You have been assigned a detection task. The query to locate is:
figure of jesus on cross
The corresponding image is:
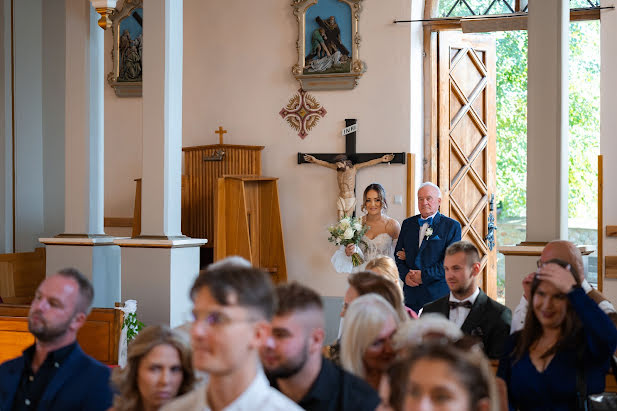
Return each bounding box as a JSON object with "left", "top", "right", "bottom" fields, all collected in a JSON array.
[{"left": 303, "top": 152, "right": 394, "bottom": 219}]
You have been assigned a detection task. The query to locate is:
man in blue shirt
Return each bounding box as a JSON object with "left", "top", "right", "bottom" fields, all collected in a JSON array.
[
  {"left": 260, "top": 282, "right": 381, "bottom": 411},
  {"left": 0, "top": 268, "right": 113, "bottom": 411}
]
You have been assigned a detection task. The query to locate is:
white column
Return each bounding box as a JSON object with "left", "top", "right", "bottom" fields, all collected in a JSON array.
[
  {"left": 63, "top": 0, "right": 104, "bottom": 236},
  {"left": 41, "top": 1, "right": 120, "bottom": 308},
  {"left": 140, "top": 0, "right": 183, "bottom": 238},
  {"left": 117, "top": 0, "right": 205, "bottom": 327},
  {"left": 525, "top": 0, "right": 569, "bottom": 242}
]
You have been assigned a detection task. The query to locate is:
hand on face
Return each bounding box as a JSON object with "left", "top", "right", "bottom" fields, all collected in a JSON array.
[
  {"left": 535, "top": 262, "right": 577, "bottom": 294},
  {"left": 522, "top": 272, "right": 535, "bottom": 301}
]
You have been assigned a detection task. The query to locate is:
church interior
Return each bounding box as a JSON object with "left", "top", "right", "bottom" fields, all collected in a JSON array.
[{"left": 1, "top": 0, "right": 617, "bottom": 362}]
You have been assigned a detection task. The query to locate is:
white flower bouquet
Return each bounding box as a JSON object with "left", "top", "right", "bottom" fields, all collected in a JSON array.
[{"left": 327, "top": 216, "right": 369, "bottom": 267}]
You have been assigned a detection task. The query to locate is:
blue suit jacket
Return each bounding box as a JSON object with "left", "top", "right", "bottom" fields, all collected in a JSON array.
[
  {"left": 0, "top": 344, "right": 113, "bottom": 411},
  {"left": 394, "top": 212, "right": 461, "bottom": 312}
]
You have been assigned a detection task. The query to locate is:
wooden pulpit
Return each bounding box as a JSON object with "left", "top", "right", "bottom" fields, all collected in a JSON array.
[
  {"left": 215, "top": 176, "right": 287, "bottom": 283},
  {"left": 181, "top": 144, "right": 264, "bottom": 247}
]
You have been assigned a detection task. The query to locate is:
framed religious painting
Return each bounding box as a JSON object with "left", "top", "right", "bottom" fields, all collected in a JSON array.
[
  {"left": 291, "top": 0, "right": 366, "bottom": 90},
  {"left": 107, "top": 0, "right": 143, "bottom": 97}
]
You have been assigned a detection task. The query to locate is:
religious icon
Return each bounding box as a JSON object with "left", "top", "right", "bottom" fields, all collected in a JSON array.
[
  {"left": 291, "top": 0, "right": 366, "bottom": 91},
  {"left": 107, "top": 0, "right": 143, "bottom": 97}
]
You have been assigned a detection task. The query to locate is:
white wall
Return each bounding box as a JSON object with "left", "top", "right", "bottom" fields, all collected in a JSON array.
[
  {"left": 103, "top": 0, "right": 423, "bottom": 296},
  {"left": 600, "top": 0, "right": 617, "bottom": 302}
]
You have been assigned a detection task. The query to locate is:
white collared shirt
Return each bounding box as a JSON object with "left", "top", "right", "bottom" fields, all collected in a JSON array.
[
  {"left": 161, "top": 369, "right": 302, "bottom": 411},
  {"left": 418, "top": 212, "right": 438, "bottom": 248},
  {"left": 448, "top": 287, "right": 480, "bottom": 328}
]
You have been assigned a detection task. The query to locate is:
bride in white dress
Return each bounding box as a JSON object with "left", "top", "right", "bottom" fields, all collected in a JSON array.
[{"left": 331, "top": 183, "right": 401, "bottom": 272}]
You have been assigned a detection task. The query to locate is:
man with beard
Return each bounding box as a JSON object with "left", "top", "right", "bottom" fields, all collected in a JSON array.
[
  {"left": 260, "top": 282, "right": 380, "bottom": 411},
  {"left": 422, "top": 241, "right": 511, "bottom": 359},
  {"left": 0, "top": 268, "right": 113, "bottom": 410}
]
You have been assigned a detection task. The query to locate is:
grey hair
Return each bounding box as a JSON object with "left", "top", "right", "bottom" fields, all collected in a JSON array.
[
  {"left": 392, "top": 313, "right": 463, "bottom": 350},
  {"left": 418, "top": 182, "right": 442, "bottom": 198},
  {"left": 207, "top": 256, "right": 252, "bottom": 271}
]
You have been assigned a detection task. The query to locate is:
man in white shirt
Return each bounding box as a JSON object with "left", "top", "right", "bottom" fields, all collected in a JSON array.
[
  {"left": 422, "top": 241, "right": 511, "bottom": 359},
  {"left": 510, "top": 240, "right": 617, "bottom": 334},
  {"left": 161, "top": 266, "right": 302, "bottom": 411}
]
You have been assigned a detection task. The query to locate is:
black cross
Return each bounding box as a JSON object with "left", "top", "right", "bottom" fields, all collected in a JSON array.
[{"left": 297, "top": 119, "right": 406, "bottom": 165}]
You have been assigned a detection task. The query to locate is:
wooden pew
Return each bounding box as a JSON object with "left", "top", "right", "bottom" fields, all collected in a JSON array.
[
  {"left": 0, "top": 304, "right": 124, "bottom": 365},
  {"left": 0, "top": 248, "right": 45, "bottom": 303}
]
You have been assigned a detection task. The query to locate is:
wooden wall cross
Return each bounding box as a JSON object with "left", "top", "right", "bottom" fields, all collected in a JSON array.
[
  {"left": 215, "top": 126, "right": 227, "bottom": 145},
  {"left": 298, "top": 119, "right": 406, "bottom": 218}
]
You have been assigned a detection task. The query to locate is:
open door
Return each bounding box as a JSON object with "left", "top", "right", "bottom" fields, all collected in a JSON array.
[{"left": 437, "top": 31, "right": 498, "bottom": 298}]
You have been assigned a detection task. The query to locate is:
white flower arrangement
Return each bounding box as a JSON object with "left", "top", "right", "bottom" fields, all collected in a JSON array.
[
  {"left": 328, "top": 215, "right": 369, "bottom": 267},
  {"left": 117, "top": 299, "right": 145, "bottom": 342},
  {"left": 425, "top": 226, "right": 434, "bottom": 240}
]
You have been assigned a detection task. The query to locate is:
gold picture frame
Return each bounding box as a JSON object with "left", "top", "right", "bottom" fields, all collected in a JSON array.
[
  {"left": 292, "top": 0, "right": 366, "bottom": 91},
  {"left": 107, "top": 0, "right": 143, "bottom": 97}
]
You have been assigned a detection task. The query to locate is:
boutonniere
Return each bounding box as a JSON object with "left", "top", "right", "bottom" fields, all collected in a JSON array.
[{"left": 425, "top": 226, "right": 433, "bottom": 240}]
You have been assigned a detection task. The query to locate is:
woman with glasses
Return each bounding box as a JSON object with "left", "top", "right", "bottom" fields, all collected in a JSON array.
[
  {"left": 110, "top": 325, "right": 196, "bottom": 411},
  {"left": 340, "top": 293, "right": 401, "bottom": 390},
  {"left": 497, "top": 259, "right": 617, "bottom": 410}
]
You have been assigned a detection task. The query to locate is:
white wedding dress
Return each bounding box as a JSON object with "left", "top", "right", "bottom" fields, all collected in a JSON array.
[{"left": 331, "top": 232, "right": 397, "bottom": 273}]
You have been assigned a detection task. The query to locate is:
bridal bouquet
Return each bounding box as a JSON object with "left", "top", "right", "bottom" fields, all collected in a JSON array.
[{"left": 327, "top": 216, "right": 369, "bottom": 267}]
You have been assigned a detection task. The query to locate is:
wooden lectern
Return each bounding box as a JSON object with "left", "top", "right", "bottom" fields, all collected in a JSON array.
[
  {"left": 215, "top": 176, "right": 287, "bottom": 283},
  {"left": 182, "top": 144, "right": 264, "bottom": 247}
]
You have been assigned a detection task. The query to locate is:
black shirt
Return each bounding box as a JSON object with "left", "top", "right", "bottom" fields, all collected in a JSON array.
[
  {"left": 271, "top": 357, "right": 381, "bottom": 411},
  {"left": 12, "top": 342, "right": 77, "bottom": 411}
]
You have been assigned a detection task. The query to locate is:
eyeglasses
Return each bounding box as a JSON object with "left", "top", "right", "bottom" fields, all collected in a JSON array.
[{"left": 191, "top": 310, "right": 255, "bottom": 327}]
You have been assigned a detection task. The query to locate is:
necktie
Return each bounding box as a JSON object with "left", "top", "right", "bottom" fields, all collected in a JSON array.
[
  {"left": 419, "top": 216, "right": 433, "bottom": 226},
  {"left": 449, "top": 300, "right": 473, "bottom": 310}
]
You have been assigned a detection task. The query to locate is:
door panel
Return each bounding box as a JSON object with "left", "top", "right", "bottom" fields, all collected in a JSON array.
[{"left": 437, "top": 31, "right": 497, "bottom": 298}]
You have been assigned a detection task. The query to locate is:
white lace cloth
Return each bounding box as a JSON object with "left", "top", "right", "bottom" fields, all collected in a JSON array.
[{"left": 331, "top": 233, "right": 396, "bottom": 273}]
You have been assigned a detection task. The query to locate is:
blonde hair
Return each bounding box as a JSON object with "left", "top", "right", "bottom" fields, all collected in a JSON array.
[
  {"left": 340, "top": 293, "right": 401, "bottom": 379},
  {"left": 111, "top": 325, "right": 196, "bottom": 411},
  {"left": 348, "top": 270, "right": 407, "bottom": 322},
  {"left": 365, "top": 255, "right": 404, "bottom": 300}
]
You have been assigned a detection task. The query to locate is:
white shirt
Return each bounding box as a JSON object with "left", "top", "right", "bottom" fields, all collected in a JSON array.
[
  {"left": 418, "top": 212, "right": 438, "bottom": 248},
  {"left": 448, "top": 287, "right": 480, "bottom": 328},
  {"left": 161, "top": 369, "right": 302, "bottom": 411}
]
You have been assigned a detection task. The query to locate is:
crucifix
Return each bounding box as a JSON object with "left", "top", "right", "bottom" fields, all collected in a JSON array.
[
  {"left": 298, "top": 119, "right": 406, "bottom": 219},
  {"left": 215, "top": 126, "right": 227, "bottom": 145}
]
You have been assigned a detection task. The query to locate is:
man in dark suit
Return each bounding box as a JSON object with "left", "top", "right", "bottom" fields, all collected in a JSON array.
[
  {"left": 422, "top": 241, "right": 511, "bottom": 359},
  {"left": 0, "top": 268, "right": 113, "bottom": 411},
  {"left": 395, "top": 182, "right": 462, "bottom": 312}
]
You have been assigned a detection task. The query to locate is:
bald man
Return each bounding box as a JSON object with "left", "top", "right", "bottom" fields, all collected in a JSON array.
[
  {"left": 511, "top": 240, "right": 617, "bottom": 333},
  {"left": 260, "top": 283, "right": 380, "bottom": 411}
]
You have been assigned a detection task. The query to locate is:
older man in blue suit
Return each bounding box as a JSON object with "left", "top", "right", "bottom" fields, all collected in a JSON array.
[
  {"left": 0, "top": 268, "right": 113, "bottom": 411},
  {"left": 395, "top": 182, "right": 462, "bottom": 312}
]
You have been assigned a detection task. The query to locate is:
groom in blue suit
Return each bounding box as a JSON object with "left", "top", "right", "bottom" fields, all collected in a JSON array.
[{"left": 395, "top": 182, "right": 461, "bottom": 312}]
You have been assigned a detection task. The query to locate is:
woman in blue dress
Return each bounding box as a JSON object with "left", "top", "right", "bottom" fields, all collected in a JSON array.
[{"left": 497, "top": 259, "right": 617, "bottom": 410}]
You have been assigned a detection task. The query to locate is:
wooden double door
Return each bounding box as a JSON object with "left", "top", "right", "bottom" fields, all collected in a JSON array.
[{"left": 435, "top": 31, "right": 498, "bottom": 297}]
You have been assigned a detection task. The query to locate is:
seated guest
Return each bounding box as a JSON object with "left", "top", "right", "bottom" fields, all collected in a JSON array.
[
  {"left": 260, "top": 282, "right": 380, "bottom": 411},
  {"left": 0, "top": 268, "right": 113, "bottom": 410},
  {"left": 110, "top": 325, "right": 195, "bottom": 411},
  {"left": 325, "top": 271, "right": 409, "bottom": 365},
  {"left": 511, "top": 240, "right": 617, "bottom": 334},
  {"left": 161, "top": 266, "right": 301, "bottom": 411},
  {"left": 366, "top": 256, "right": 418, "bottom": 318},
  {"left": 498, "top": 258, "right": 617, "bottom": 410},
  {"left": 422, "top": 241, "right": 511, "bottom": 359},
  {"left": 386, "top": 342, "right": 498, "bottom": 411},
  {"left": 340, "top": 293, "right": 401, "bottom": 390}
]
